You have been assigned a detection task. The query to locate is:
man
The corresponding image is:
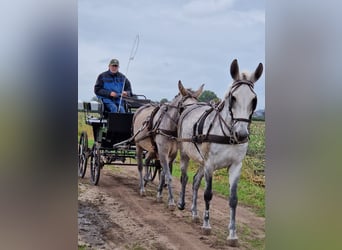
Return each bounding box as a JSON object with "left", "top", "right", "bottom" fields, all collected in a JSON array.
[{"left": 94, "top": 58, "right": 133, "bottom": 113}]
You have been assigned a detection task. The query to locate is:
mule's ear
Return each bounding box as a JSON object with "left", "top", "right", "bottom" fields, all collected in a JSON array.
[
  {"left": 178, "top": 80, "right": 188, "bottom": 96},
  {"left": 194, "top": 84, "right": 205, "bottom": 98},
  {"left": 230, "top": 59, "right": 239, "bottom": 80},
  {"left": 252, "top": 63, "right": 263, "bottom": 83}
]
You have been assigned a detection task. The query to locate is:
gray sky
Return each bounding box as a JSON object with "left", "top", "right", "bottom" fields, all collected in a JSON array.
[{"left": 78, "top": 0, "right": 265, "bottom": 109}]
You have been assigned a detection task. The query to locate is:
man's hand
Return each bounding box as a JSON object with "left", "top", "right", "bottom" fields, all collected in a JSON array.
[
  {"left": 122, "top": 91, "right": 128, "bottom": 97},
  {"left": 110, "top": 92, "right": 117, "bottom": 98}
]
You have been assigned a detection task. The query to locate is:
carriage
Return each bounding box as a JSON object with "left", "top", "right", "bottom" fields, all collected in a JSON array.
[{"left": 78, "top": 95, "right": 161, "bottom": 185}]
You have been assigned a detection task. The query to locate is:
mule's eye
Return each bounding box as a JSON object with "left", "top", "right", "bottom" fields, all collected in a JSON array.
[{"left": 251, "top": 97, "right": 257, "bottom": 110}]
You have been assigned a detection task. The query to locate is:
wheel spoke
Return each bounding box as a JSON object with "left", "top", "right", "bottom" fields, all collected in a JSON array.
[
  {"left": 90, "top": 144, "right": 101, "bottom": 185},
  {"left": 78, "top": 132, "right": 88, "bottom": 178}
]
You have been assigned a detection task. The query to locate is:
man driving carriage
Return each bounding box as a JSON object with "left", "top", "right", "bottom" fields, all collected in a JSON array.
[{"left": 94, "top": 58, "right": 133, "bottom": 113}]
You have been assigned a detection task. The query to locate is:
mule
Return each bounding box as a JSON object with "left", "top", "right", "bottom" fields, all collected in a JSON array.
[
  {"left": 133, "top": 81, "right": 204, "bottom": 209},
  {"left": 177, "top": 59, "right": 263, "bottom": 246}
]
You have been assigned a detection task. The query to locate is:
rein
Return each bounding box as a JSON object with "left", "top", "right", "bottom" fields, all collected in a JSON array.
[
  {"left": 228, "top": 80, "right": 256, "bottom": 124},
  {"left": 134, "top": 94, "right": 198, "bottom": 152},
  {"left": 178, "top": 80, "right": 256, "bottom": 159}
]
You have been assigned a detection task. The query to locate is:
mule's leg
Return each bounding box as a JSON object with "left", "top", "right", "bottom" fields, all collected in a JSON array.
[
  {"left": 202, "top": 168, "right": 213, "bottom": 235},
  {"left": 227, "top": 162, "right": 242, "bottom": 247},
  {"left": 166, "top": 158, "right": 176, "bottom": 210},
  {"left": 157, "top": 152, "right": 176, "bottom": 210},
  {"left": 191, "top": 167, "right": 204, "bottom": 222},
  {"left": 156, "top": 157, "right": 166, "bottom": 203},
  {"left": 136, "top": 145, "right": 145, "bottom": 196},
  {"left": 143, "top": 152, "right": 155, "bottom": 182},
  {"left": 177, "top": 152, "right": 189, "bottom": 211}
]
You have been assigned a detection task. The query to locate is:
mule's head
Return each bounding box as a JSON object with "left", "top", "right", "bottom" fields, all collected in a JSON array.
[
  {"left": 170, "top": 80, "right": 204, "bottom": 112},
  {"left": 227, "top": 59, "right": 263, "bottom": 142}
]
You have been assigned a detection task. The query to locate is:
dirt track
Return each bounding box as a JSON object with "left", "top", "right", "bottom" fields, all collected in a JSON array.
[{"left": 78, "top": 165, "right": 265, "bottom": 250}]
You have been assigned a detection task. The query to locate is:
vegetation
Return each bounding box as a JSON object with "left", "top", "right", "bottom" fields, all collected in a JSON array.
[
  {"left": 159, "top": 98, "right": 168, "bottom": 104},
  {"left": 198, "top": 90, "right": 219, "bottom": 103}
]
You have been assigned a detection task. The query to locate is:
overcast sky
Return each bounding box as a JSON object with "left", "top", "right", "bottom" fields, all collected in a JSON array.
[{"left": 78, "top": 0, "right": 265, "bottom": 109}]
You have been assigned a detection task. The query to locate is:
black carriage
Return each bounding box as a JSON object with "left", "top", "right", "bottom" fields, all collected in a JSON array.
[{"left": 78, "top": 95, "right": 161, "bottom": 185}]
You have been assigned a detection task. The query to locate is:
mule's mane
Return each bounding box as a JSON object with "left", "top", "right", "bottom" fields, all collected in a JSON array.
[
  {"left": 223, "top": 71, "right": 254, "bottom": 100},
  {"left": 173, "top": 88, "right": 197, "bottom": 99}
]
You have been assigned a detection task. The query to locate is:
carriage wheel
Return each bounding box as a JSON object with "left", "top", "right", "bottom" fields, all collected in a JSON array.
[
  {"left": 78, "top": 131, "right": 88, "bottom": 178},
  {"left": 90, "top": 144, "right": 101, "bottom": 185},
  {"left": 144, "top": 159, "right": 161, "bottom": 186}
]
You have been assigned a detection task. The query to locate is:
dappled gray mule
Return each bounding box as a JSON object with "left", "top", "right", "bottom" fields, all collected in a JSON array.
[
  {"left": 177, "top": 59, "right": 263, "bottom": 246},
  {"left": 133, "top": 81, "right": 203, "bottom": 209}
]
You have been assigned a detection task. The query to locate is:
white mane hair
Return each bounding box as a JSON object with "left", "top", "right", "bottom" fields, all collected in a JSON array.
[{"left": 223, "top": 70, "right": 254, "bottom": 100}]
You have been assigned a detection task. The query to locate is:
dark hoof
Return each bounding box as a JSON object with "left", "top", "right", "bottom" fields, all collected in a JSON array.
[
  {"left": 227, "top": 238, "right": 239, "bottom": 247},
  {"left": 177, "top": 202, "right": 185, "bottom": 210},
  {"left": 168, "top": 203, "right": 176, "bottom": 211},
  {"left": 201, "top": 226, "right": 211, "bottom": 235},
  {"left": 192, "top": 216, "right": 200, "bottom": 223}
]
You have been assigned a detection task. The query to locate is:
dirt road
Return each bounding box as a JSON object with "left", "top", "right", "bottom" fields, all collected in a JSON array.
[{"left": 78, "top": 166, "right": 265, "bottom": 250}]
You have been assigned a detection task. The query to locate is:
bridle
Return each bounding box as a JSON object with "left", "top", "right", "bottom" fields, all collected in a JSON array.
[
  {"left": 176, "top": 79, "right": 257, "bottom": 149},
  {"left": 132, "top": 92, "right": 200, "bottom": 153},
  {"left": 227, "top": 80, "right": 257, "bottom": 125},
  {"left": 159, "top": 93, "right": 199, "bottom": 126}
]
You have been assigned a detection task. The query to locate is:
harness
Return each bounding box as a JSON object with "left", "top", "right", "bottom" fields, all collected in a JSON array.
[
  {"left": 178, "top": 80, "right": 257, "bottom": 158},
  {"left": 134, "top": 94, "right": 198, "bottom": 154}
]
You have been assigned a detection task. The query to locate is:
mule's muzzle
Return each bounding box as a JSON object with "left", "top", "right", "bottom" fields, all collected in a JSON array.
[{"left": 234, "top": 130, "right": 249, "bottom": 143}]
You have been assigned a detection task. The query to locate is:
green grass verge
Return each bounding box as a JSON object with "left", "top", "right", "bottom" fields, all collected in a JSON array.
[{"left": 172, "top": 160, "right": 265, "bottom": 217}]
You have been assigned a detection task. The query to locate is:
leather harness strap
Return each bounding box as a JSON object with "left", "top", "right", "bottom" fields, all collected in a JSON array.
[
  {"left": 134, "top": 94, "right": 197, "bottom": 152},
  {"left": 178, "top": 80, "right": 256, "bottom": 151}
]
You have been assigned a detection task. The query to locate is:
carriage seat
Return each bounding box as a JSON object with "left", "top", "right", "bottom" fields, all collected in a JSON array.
[
  {"left": 99, "top": 94, "right": 152, "bottom": 118},
  {"left": 78, "top": 101, "right": 107, "bottom": 125},
  {"left": 78, "top": 94, "right": 152, "bottom": 120},
  {"left": 80, "top": 101, "right": 103, "bottom": 113}
]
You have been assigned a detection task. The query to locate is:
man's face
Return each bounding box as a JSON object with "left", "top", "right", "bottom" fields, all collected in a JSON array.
[{"left": 109, "top": 64, "right": 119, "bottom": 73}]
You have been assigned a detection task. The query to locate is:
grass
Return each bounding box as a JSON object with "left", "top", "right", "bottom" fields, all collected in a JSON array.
[
  {"left": 125, "top": 243, "right": 147, "bottom": 250},
  {"left": 78, "top": 111, "right": 96, "bottom": 147},
  {"left": 239, "top": 223, "right": 265, "bottom": 250}
]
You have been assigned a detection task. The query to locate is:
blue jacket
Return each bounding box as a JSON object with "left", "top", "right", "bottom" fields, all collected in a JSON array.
[{"left": 94, "top": 70, "right": 132, "bottom": 105}]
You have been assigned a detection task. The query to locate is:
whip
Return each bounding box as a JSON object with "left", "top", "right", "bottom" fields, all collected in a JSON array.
[{"left": 118, "top": 34, "right": 140, "bottom": 111}]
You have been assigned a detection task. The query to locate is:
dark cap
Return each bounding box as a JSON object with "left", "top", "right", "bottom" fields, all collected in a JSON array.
[{"left": 109, "top": 58, "right": 119, "bottom": 66}]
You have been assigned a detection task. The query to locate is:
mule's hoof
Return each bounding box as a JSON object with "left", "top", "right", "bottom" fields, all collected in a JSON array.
[
  {"left": 156, "top": 197, "right": 163, "bottom": 203},
  {"left": 192, "top": 216, "right": 200, "bottom": 223},
  {"left": 177, "top": 202, "right": 185, "bottom": 210},
  {"left": 201, "top": 226, "right": 211, "bottom": 235},
  {"left": 168, "top": 203, "right": 176, "bottom": 211},
  {"left": 227, "top": 238, "right": 239, "bottom": 247},
  {"left": 139, "top": 190, "right": 146, "bottom": 197}
]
